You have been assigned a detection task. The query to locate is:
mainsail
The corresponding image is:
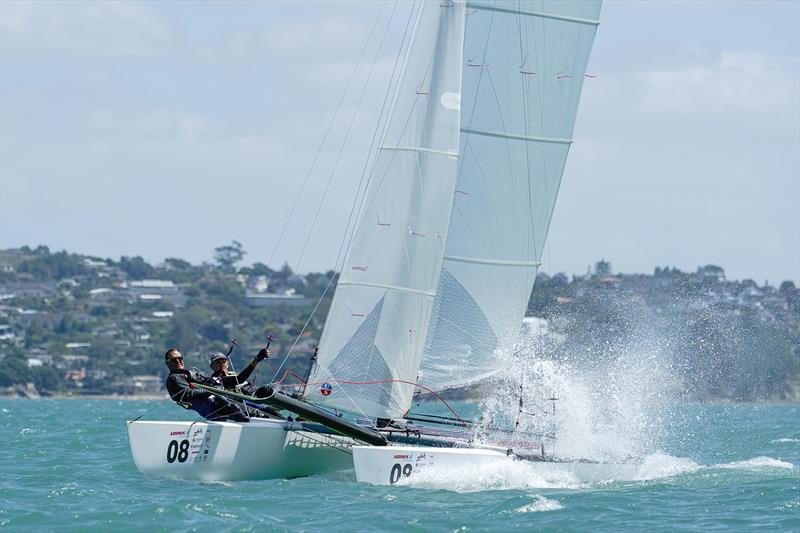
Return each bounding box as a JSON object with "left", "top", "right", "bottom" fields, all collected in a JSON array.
[
  {"left": 308, "top": 1, "right": 466, "bottom": 418},
  {"left": 421, "top": 1, "right": 602, "bottom": 390},
  {"left": 308, "top": 0, "right": 601, "bottom": 417}
]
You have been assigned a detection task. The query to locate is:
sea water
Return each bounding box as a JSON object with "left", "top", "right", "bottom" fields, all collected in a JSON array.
[{"left": 0, "top": 399, "right": 797, "bottom": 532}]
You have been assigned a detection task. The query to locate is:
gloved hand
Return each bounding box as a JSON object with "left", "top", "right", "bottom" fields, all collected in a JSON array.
[{"left": 256, "top": 348, "right": 270, "bottom": 362}]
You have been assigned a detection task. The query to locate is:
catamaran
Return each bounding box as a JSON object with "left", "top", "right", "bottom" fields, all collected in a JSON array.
[{"left": 128, "top": 0, "right": 603, "bottom": 483}]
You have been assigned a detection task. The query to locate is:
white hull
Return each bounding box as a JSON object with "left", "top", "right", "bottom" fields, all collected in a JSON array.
[
  {"left": 353, "top": 445, "right": 640, "bottom": 486},
  {"left": 128, "top": 419, "right": 354, "bottom": 481}
]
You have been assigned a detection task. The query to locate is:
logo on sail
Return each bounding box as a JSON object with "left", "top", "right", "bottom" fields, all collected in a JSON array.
[{"left": 320, "top": 383, "right": 333, "bottom": 396}]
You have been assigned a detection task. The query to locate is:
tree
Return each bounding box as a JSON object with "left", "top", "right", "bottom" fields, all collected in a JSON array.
[
  {"left": 119, "top": 256, "right": 155, "bottom": 279},
  {"left": 214, "top": 241, "right": 246, "bottom": 273},
  {"left": 165, "top": 319, "right": 199, "bottom": 350},
  {"left": 165, "top": 257, "right": 191, "bottom": 270},
  {"left": 594, "top": 260, "right": 612, "bottom": 277},
  {"left": 779, "top": 280, "right": 796, "bottom": 294},
  {"left": 201, "top": 276, "right": 245, "bottom": 305},
  {"left": 0, "top": 354, "right": 32, "bottom": 386},
  {"left": 201, "top": 322, "right": 229, "bottom": 343}
]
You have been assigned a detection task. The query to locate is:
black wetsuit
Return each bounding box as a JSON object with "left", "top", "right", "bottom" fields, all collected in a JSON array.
[
  {"left": 211, "top": 361, "right": 271, "bottom": 398},
  {"left": 166, "top": 368, "right": 248, "bottom": 422},
  {"left": 211, "top": 363, "right": 279, "bottom": 417}
]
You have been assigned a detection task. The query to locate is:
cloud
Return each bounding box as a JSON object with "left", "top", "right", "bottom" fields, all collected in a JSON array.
[
  {"left": 264, "top": 15, "right": 375, "bottom": 55},
  {"left": 582, "top": 48, "right": 799, "bottom": 130},
  {"left": 548, "top": 45, "right": 800, "bottom": 283},
  {"left": 636, "top": 51, "right": 799, "bottom": 122},
  {"left": 0, "top": 0, "right": 172, "bottom": 58}
]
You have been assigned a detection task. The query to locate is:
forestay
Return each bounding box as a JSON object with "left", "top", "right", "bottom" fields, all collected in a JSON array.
[
  {"left": 308, "top": 1, "right": 466, "bottom": 418},
  {"left": 420, "top": 0, "right": 602, "bottom": 391}
]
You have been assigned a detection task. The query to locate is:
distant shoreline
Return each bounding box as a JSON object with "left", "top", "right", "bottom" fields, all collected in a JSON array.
[
  {"left": 0, "top": 394, "right": 168, "bottom": 401},
  {"left": 0, "top": 394, "right": 797, "bottom": 404}
]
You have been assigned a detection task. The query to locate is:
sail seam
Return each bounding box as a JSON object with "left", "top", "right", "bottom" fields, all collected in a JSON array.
[
  {"left": 461, "top": 127, "right": 572, "bottom": 145},
  {"left": 380, "top": 145, "right": 460, "bottom": 157},
  {"left": 338, "top": 280, "right": 436, "bottom": 297},
  {"left": 465, "top": 2, "right": 600, "bottom": 26},
  {"left": 443, "top": 255, "right": 542, "bottom": 267}
]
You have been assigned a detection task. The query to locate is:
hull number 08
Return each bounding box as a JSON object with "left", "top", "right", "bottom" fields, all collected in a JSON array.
[
  {"left": 389, "top": 463, "right": 413, "bottom": 484},
  {"left": 167, "top": 439, "right": 190, "bottom": 463}
]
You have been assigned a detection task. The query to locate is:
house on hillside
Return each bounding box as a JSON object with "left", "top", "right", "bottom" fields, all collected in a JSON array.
[{"left": 125, "top": 279, "right": 187, "bottom": 307}]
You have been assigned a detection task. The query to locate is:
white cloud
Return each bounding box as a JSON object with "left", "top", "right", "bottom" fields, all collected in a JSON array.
[
  {"left": 264, "top": 15, "right": 372, "bottom": 54},
  {"left": 549, "top": 45, "right": 800, "bottom": 283},
  {"left": 636, "top": 51, "right": 799, "bottom": 121},
  {"left": 0, "top": 0, "right": 172, "bottom": 58}
]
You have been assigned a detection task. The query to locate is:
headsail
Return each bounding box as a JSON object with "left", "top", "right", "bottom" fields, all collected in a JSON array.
[
  {"left": 420, "top": 0, "right": 602, "bottom": 390},
  {"left": 307, "top": 1, "right": 467, "bottom": 418}
]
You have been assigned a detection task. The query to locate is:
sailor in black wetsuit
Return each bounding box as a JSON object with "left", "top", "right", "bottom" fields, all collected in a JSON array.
[
  {"left": 209, "top": 349, "right": 282, "bottom": 418},
  {"left": 164, "top": 348, "right": 248, "bottom": 422},
  {"left": 209, "top": 348, "right": 271, "bottom": 397}
]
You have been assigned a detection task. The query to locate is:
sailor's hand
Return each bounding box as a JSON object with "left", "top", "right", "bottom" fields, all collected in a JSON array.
[{"left": 256, "top": 348, "right": 270, "bottom": 362}]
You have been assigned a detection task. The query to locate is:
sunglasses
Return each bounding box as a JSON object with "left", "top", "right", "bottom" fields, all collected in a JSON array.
[{"left": 166, "top": 357, "right": 184, "bottom": 363}]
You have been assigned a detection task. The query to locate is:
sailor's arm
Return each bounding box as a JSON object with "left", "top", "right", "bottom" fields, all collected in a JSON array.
[
  {"left": 236, "top": 348, "right": 270, "bottom": 383},
  {"left": 168, "top": 373, "right": 209, "bottom": 402}
]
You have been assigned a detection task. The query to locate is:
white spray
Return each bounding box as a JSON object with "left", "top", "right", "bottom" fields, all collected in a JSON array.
[{"left": 478, "top": 322, "right": 683, "bottom": 461}]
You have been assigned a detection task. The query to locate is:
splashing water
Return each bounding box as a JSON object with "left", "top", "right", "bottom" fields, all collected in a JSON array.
[
  {"left": 394, "top": 458, "right": 586, "bottom": 492},
  {"left": 477, "top": 325, "right": 683, "bottom": 462}
]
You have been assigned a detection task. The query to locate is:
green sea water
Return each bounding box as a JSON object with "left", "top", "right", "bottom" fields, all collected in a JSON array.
[{"left": 0, "top": 399, "right": 797, "bottom": 532}]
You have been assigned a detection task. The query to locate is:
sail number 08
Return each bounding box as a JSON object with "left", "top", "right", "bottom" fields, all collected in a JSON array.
[
  {"left": 166, "top": 439, "right": 190, "bottom": 463},
  {"left": 389, "top": 463, "right": 413, "bottom": 484}
]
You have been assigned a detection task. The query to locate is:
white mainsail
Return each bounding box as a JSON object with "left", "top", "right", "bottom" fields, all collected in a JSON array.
[
  {"left": 421, "top": 1, "right": 602, "bottom": 390},
  {"left": 307, "top": 1, "right": 466, "bottom": 418}
]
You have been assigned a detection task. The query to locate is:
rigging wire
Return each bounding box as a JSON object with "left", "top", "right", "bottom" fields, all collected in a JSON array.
[
  {"left": 267, "top": 0, "right": 420, "bottom": 421},
  {"left": 292, "top": 0, "right": 402, "bottom": 275},
  {"left": 129, "top": 399, "right": 171, "bottom": 423},
  {"left": 264, "top": 1, "right": 390, "bottom": 271}
]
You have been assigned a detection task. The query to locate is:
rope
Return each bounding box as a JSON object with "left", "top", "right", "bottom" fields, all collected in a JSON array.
[
  {"left": 292, "top": 0, "right": 400, "bottom": 274},
  {"left": 129, "top": 398, "right": 171, "bottom": 423},
  {"left": 265, "top": 2, "right": 391, "bottom": 271}
]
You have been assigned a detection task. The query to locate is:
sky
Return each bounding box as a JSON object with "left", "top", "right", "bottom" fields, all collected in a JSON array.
[{"left": 1, "top": 0, "right": 798, "bottom": 284}]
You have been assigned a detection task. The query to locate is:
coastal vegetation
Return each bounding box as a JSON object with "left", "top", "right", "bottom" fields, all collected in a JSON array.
[{"left": 0, "top": 246, "right": 797, "bottom": 401}]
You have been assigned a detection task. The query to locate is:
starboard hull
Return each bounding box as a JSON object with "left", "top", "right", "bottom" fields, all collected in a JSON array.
[
  {"left": 353, "top": 445, "right": 641, "bottom": 486},
  {"left": 128, "top": 419, "right": 354, "bottom": 481}
]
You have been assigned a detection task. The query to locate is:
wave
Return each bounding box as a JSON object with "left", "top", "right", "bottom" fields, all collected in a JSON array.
[
  {"left": 395, "top": 458, "right": 587, "bottom": 492},
  {"left": 516, "top": 495, "right": 563, "bottom": 513},
  {"left": 390, "top": 453, "right": 794, "bottom": 492},
  {"left": 632, "top": 452, "right": 701, "bottom": 480},
  {"left": 771, "top": 437, "right": 800, "bottom": 444},
  {"left": 712, "top": 456, "right": 795, "bottom": 471}
]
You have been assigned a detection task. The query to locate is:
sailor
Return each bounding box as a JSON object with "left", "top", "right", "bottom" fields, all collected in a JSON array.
[
  {"left": 209, "top": 348, "right": 282, "bottom": 418},
  {"left": 208, "top": 348, "right": 271, "bottom": 397},
  {"left": 164, "top": 348, "right": 249, "bottom": 422}
]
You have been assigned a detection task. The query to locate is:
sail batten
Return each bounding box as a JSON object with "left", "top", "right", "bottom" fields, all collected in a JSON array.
[
  {"left": 443, "top": 255, "right": 542, "bottom": 268},
  {"left": 466, "top": 2, "right": 600, "bottom": 26},
  {"left": 461, "top": 127, "right": 572, "bottom": 145},
  {"left": 337, "top": 281, "right": 437, "bottom": 298},
  {"left": 379, "top": 145, "right": 460, "bottom": 158}
]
